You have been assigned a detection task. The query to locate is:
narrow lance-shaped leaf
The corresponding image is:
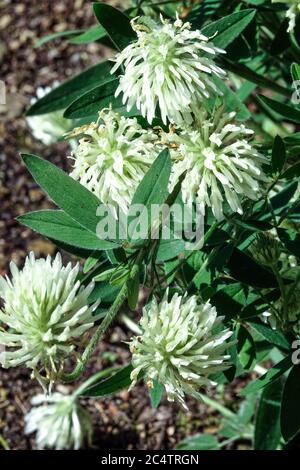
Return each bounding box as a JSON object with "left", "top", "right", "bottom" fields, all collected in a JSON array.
[
  {"left": 17, "top": 210, "right": 116, "bottom": 250},
  {"left": 281, "top": 364, "right": 300, "bottom": 442},
  {"left": 26, "top": 60, "right": 115, "bottom": 115},
  {"left": 254, "top": 378, "right": 283, "bottom": 450},
  {"left": 21, "top": 154, "right": 119, "bottom": 246},
  {"left": 272, "top": 135, "right": 286, "bottom": 174},
  {"left": 127, "top": 148, "right": 171, "bottom": 242},
  {"left": 201, "top": 9, "right": 256, "bottom": 49},
  {"left": 93, "top": 3, "right": 136, "bottom": 51},
  {"left": 81, "top": 364, "right": 134, "bottom": 397}
]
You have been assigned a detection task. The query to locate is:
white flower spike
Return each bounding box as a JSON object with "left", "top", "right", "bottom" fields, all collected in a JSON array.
[
  {"left": 272, "top": 1, "right": 300, "bottom": 33},
  {"left": 129, "top": 292, "right": 233, "bottom": 409},
  {"left": 26, "top": 83, "right": 73, "bottom": 145},
  {"left": 69, "top": 108, "right": 159, "bottom": 216},
  {"left": 164, "top": 107, "right": 268, "bottom": 220},
  {"left": 25, "top": 392, "right": 93, "bottom": 450},
  {"left": 111, "top": 15, "right": 226, "bottom": 125},
  {"left": 0, "top": 252, "right": 99, "bottom": 390}
]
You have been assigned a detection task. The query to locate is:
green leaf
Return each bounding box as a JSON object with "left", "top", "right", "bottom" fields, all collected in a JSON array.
[
  {"left": 258, "top": 95, "right": 300, "bottom": 125},
  {"left": 83, "top": 253, "right": 102, "bottom": 273},
  {"left": 237, "top": 325, "right": 256, "bottom": 370},
  {"left": 81, "top": 364, "right": 133, "bottom": 397},
  {"left": 281, "top": 365, "right": 300, "bottom": 442},
  {"left": 89, "top": 282, "right": 121, "bottom": 306},
  {"left": 21, "top": 154, "right": 118, "bottom": 246},
  {"left": 248, "top": 319, "right": 290, "bottom": 352},
  {"left": 254, "top": 379, "right": 283, "bottom": 450},
  {"left": 26, "top": 61, "right": 115, "bottom": 115},
  {"left": 70, "top": 25, "right": 106, "bottom": 45},
  {"left": 157, "top": 238, "right": 185, "bottom": 262},
  {"left": 17, "top": 210, "right": 116, "bottom": 250},
  {"left": 227, "top": 248, "right": 278, "bottom": 288},
  {"left": 272, "top": 135, "right": 286, "bottom": 173},
  {"left": 127, "top": 149, "right": 171, "bottom": 241},
  {"left": 291, "top": 62, "right": 300, "bottom": 82},
  {"left": 35, "top": 29, "right": 84, "bottom": 47},
  {"left": 210, "top": 76, "right": 250, "bottom": 120},
  {"left": 282, "top": 161, "right": 300, "bottom": 179},
  {"left": 176, "top": 434, "right": 219, "bottom": 451},
  {"left": 149, "top": 380, "right": 164, "bottom": 408},
  {"left": 127, "top": 266, "right": 140, "bottom": 310},
  {"left": 201, "top": 9, "right": 256, "bottom": 49},
  {"left": 64, "top": 80, "right": 120, "bottom": 118},
  {"left": 240, "top": 356, "right": 292, "bottom": 396},
  {"left": 93, "top": 3, "right": 136, "bottom": 51}
]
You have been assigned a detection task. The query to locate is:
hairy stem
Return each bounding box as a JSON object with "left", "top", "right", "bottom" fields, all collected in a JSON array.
[{"left": 61, "top": 251, "right": 144, "bottom": 383}]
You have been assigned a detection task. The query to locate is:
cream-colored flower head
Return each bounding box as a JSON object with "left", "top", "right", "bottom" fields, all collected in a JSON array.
[
  {"left": 164, "top": 106, "right": 268, "bottom": 220},
  {"left": 0, "top": 252, "right": 99, "bottom": 390},
  {"left": 272, "top": 1, "right": 300, "bottom": 33},
  {"left": 69, "top": 108, "right": 159, "bottom": 216},
  {"left": 26, "top": 83, "right": 72, "bottom": 145},
  {"left": 111, "top": 14, "right": 226, "bottom": 125},
  {"left": 25, "top": 392, "right": 92, "bottom": 449},
  {"left": 129, "top": 292, "right": 233, "bottom": 408}
]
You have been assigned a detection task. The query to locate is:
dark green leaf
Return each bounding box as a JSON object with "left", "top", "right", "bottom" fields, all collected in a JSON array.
[
  {"left": 17, "top": 210, "right": 116, "bottom": 250},
  {"left": 21, "top": 154, "right": 117, "bottom": 245},
  {"left": 93, "top": 3, "right": 136, "bottom": 51},
  {"left": 127, "top": 149, "right": 171, "bottom": 241},
  {"left": 150, "top": 380, "right": 164, "bottom": 408},
  {"left": 237, "top": 325, "right": 256, "bottom": 370},
  {"left": 64, "top": 80, "right": 120, "bottom": 118},
  {"left": 201, "top": 9, "right": 256, "bottom": 49},
  {"left": 81, "top": 364, "right": 133, "bottom": 397},
  {"left": 258, "top": 95, "right": 300, "bottom": 125},
  {"left": 227, "top": 248, "right": 278, "bottom": 288},
  {"left": 26, "top": 61, "right": 114, "bottom": 115},
  {"left": 248, "top": 319, "right": 290, "bottom": 352},
  {"left": 127, "top": 267, "right": 140, "bottom": 310},
  {"left": 254, "top": 378, "right": 283, "bottom": 450},
  {"left": 240, "top": 356, "right": 292, "bottom": 396},
  {"left": 272, "top": 135, "right": 286, "bottom": 173},
  {"left": 281, "top": 365, "right": 300, "bottom": 442},
  {"left": 282, "top": 161, "right": 300, "bottom": 179}
]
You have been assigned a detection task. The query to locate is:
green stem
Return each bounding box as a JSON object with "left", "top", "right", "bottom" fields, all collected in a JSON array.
[{"left": 61, "top": 251, "right": 144, "bottom": 383}]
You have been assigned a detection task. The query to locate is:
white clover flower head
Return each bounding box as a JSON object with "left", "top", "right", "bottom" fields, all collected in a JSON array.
[
  {"left": 69, "top": 107, "right": 160, "bottom": 216},
  {"left": 272, "top": 1, "right": 300, "bottom": 33},
  {"left": 25, "top": 392, "right": 93, "bottom": 449},
  {"left": 129, "top": 292, "right": 233, "bottom": 408},
  {"left": 111, "top": 14, "right": 226, "bottom": 125},
  {"left": 26, "top": 82, "right": 72, "bottom": 145},
  {"left": 164, "top": 106, "right": 268, "bottom": 220},
  {"left": 0, "top": 252, "right": 99, "bottom": 390}
]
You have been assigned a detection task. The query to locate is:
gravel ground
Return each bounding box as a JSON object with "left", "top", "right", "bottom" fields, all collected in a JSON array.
[{"left": 0, "top": 0, "right": 252, "bottom": 451}]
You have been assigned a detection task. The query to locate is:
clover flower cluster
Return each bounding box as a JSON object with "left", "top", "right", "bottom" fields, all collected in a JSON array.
[
  {"left": 6, "top": 13, "right": 269, "bottom": 405},
  {"left": 25, "top": 392, "right": 93, "bottom": 449},
  {"left": 69, "top": 108, "right": 159, "bottom": 216},
  {"left": 129, "top": 293, "right": 233, "bottom": 408},
  {"left": 164, "top": 107, "right": 268, "bottom": 220},
  {"left": 111, "top": 15, "right": 226, "bottom": 125},
  {"left": 0, "top": 253, "right": 99, "bottom": 390},
  {"left": 68, "top": 15, "right": 267, "bottom": 220}
]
